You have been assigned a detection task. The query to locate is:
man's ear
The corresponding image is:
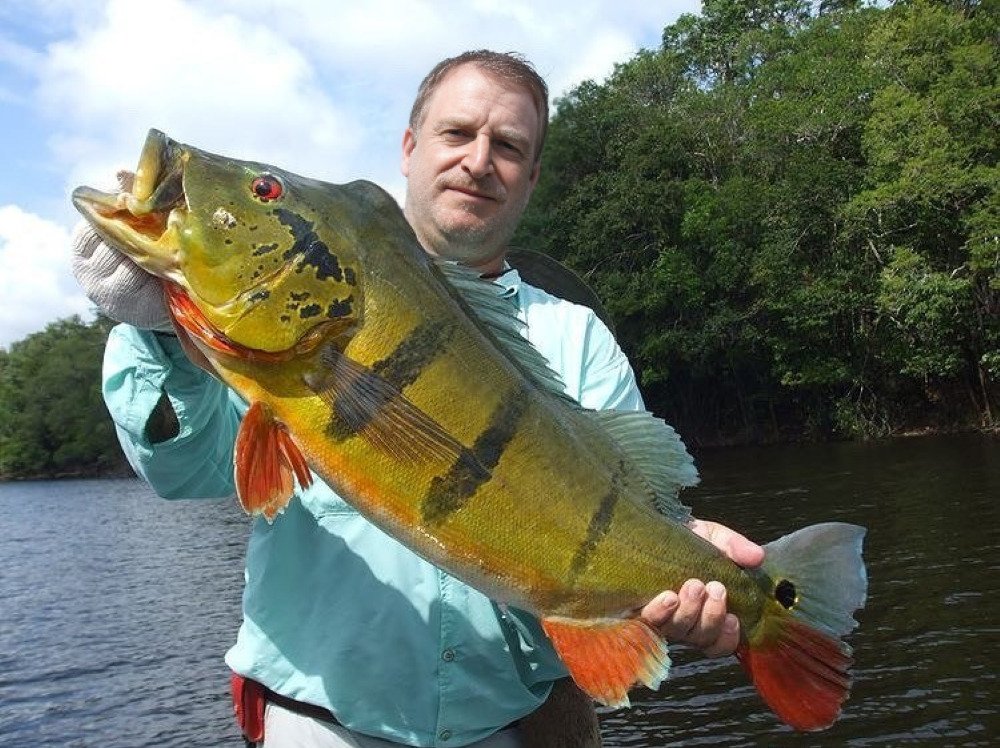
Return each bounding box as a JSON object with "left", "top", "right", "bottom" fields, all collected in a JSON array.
[
  {"left": 401, "top": 127, "right": 416, "bottom": 177},
  {"left": 528, "top": 159, "right": 541, "bottom": 190}
]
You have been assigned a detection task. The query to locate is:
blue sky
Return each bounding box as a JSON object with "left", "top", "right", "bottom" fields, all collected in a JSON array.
[{"left": 0, "top": 0, "right": 699, "bottom": 349}]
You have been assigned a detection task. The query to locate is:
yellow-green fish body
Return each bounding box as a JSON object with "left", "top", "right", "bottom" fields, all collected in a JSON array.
[{"left": 73, "top": 130, "right": 867, "bottom": 730}]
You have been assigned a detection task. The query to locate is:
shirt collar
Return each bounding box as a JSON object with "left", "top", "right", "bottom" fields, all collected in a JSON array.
[{"left": 483, "top": 261, "right": 521, "bottom": 299}]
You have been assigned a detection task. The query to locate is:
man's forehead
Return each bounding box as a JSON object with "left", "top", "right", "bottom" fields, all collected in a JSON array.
[{"left": 425, "top": 64, "right": 540, "bottom": 121}]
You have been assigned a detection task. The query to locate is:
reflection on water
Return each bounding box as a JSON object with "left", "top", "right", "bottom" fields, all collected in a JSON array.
[
  {"left": 600, "top": 434, "right": 1000, "bottom": 747},
  {"left": 0, "top": 435, "right": 997, "bottom": 746},
  {"left": 0, "top": 479, "right": 248, "bottom": 748}
]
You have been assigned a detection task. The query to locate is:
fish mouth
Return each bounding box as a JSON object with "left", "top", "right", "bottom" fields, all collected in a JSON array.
[{"left": 71, "top": 129, "right": 188, "bottom": 280}]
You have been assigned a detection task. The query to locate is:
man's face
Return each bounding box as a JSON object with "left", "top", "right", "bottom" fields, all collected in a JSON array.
[{"left": 401, "top": 64, "right": 542, "bottom": 272}]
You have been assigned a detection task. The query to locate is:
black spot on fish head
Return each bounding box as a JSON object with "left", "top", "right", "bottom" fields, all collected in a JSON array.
[
  {"left": 274, "top": 207, "right": 346, "bottom": 282},
  {"left": 345, "top": 267, "right": 357, "bottom": 286},
  {"left": 327, "top": 297, "right": 353, "bottom": 319},
  {"left": 299, "top": 303, "right": 322, "bottom": 319}
]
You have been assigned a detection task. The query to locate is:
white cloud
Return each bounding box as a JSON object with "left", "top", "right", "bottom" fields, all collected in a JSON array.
[
  {"left": 0, "top": 205, "right": 92, "bottom": 350},
  {"left": 38, "top": 0, "right": 365, "bottom": 196},
  {"left": 2, "top": 0, "right": 701, "bottom": 347}
]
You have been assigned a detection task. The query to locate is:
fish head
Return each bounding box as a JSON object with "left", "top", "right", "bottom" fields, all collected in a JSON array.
[{"left": 71, "top": 129, "right": 395, "bottom": 355}]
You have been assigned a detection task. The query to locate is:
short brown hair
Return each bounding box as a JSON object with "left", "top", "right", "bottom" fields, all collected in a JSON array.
[{"left": 408, "top": 50, "right": 549, "bottom": 162}]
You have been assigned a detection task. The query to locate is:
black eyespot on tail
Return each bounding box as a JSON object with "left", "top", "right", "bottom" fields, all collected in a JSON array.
[{"left": 775, "top": 579, "right": 797, "bottom": 609}]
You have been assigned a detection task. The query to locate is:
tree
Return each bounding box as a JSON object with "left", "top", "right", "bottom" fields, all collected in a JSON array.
[
  {"left": 518, "top": 0, "right": 996, "bottom": 441},
  {"left": 0, "top": 317, "right": 127, "bottom": 478},
  {"left": 846, "top": 0, "right": 998, "bottom": 425}
]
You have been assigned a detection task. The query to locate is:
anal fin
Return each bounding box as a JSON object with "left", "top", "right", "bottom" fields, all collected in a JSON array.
[
  {"left": 235, "top": 401, "right": 312, "bottom": 521},
  {"left": 542, "top": 616, "right": 670, "bottom": 708}
]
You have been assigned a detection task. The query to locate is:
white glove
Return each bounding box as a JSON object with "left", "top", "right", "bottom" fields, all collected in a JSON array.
[{"left": 71, "top": 220, "right": 173, "bottom": 332}]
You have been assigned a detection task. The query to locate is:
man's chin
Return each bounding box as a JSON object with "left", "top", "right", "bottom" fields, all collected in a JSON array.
[{"left": 433, "top": 229, "right": 507, "bottom": 267}]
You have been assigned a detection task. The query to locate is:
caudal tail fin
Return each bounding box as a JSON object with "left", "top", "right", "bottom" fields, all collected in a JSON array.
[{"left": 738, "top": 522, "right": 867, "bottom": 731}]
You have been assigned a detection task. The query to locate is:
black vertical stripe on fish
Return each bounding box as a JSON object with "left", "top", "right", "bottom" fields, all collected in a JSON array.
[
  {"left": 370, "top": 321, "right": 456, "bottom": 391},
  {"left": 274, "top": 207, "right": 345, "bottom": 282},
  {"left": 304, "top": 344, "right": 476, "bottom": 466},
  {"left": 421, "top": 392, "right": 528, "bottom": 526},
  {"left": 567, "top": 462, "right": 627, "bottom": 584},
  {"left": 319, "top": 320, "right": 455, "bottom": 439}
]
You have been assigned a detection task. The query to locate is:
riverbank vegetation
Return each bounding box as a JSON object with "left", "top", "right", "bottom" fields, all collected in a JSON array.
[
  {"left": 515, "top": 0, "right": 997, "bottom": 444},
  {"left": 0, "top": 317, "right": 129, "bottom": 479}
]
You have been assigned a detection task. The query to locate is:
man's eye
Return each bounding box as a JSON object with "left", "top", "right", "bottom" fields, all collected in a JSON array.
[{"left": 497, "top": 140, "right": 525, "bottom": 157}]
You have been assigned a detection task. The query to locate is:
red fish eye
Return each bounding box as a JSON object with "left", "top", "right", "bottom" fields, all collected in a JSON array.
[{"left": 251, "top": 174, "right": 283, "bottom": 201}]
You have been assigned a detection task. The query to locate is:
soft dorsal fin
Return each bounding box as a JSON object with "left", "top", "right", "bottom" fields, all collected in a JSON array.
[
  {"left": 588, "top": 410, "right": 699, "bottom": 522},
  {"left": 435, "top": 261, "right": 576, "bottom": 405}
]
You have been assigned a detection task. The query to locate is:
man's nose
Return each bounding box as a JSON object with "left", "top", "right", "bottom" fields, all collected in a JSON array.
[{"left": 462, "top": 134, "right": 494, "bottom": 179}]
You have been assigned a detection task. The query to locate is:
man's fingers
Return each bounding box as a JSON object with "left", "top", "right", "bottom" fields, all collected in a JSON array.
[
  {"left": 689, "top": 519, "right": 765, "bottom": 568},
  {"left": 690, "top": 581, "right": 729, "bottom": 651},
  {"left": 701, "top": 614, "right": 741, "bottom": 659},
  {"left": 640, "top": 579, "right": 741, "bottom": 657},
  {"left": 658, "top": 579, "right": 705, "bottom": 641}
]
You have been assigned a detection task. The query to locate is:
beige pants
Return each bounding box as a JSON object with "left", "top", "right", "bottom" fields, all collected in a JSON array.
[
  {"left": 260, "top": 679, "right": 601, "bottom": 748},
  {"left": 260, "top": 702, "right": 524, "bottom": 747}
]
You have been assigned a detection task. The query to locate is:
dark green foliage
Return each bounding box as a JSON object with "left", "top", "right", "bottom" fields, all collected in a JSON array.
[
  {"left": 517, "top": 0, "right": 997, "bottom": 442},
  {"left": 0, "top": 316, "right": 129, "bottom": 478}
]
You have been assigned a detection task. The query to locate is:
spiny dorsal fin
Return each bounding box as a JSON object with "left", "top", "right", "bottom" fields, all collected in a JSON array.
[
  {"left": 437, "top": 261, "right": 699, "bottom": 520},
  {"left": 435, "top": 260, "right": 576, "bottom": 405},
  {"left": 588, "top": 410, "right": 699, "bottom": 522}
]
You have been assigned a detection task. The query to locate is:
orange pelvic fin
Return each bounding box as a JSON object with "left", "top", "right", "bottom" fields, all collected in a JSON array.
[
  {"left": 737, "top": 615, "right": 853, "bottom": 731},
  {"left": 235, "top": 401, "right": 313, "bottom": 521},
  {"left": 541, "top": 615, "right": 670, "bottom": 708}
]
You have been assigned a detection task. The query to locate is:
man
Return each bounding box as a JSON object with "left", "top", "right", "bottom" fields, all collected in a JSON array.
[{"left": 75, "top": 51, "right": 763, "bottom": 747}]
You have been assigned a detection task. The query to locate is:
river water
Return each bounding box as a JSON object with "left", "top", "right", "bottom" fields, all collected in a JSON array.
[{"left": 0, "top": 434, "right": 997, "bottom": 747}]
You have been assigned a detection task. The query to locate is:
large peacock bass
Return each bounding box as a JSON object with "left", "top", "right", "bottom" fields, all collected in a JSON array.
[{"left": 73, "top": 130, "right": 867, "bottom": 731}]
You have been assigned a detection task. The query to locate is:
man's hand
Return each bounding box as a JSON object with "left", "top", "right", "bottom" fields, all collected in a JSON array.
[
  {"left": 71, "top": 212, "right": 176, "bottom": 334},
  {"left": 71, "top": 171, "right": 174, "bottom": 332},
  {"left": 72, "top": 226, "right": 218, "bottom": 381},
  {"left": 640, "top": 520, "right": 765, "bottom": 658}
]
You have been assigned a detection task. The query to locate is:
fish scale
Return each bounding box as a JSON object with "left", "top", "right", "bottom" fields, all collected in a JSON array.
[{"left": 73, "top": 129, "right": 868, "bottom": 730}]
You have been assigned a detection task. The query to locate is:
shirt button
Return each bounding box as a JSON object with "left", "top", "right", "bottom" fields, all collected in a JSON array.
[
  {"left": 440, "top": 729, "right": 452, "bottom": 741},
  {"left": 441, "top": 648, "right": 455, "bottom": 662}
]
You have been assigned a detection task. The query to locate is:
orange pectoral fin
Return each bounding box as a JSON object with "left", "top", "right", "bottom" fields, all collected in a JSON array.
[
  {"left": 235, "top": 401, "right": 313, "bottom": 521},
  {"left": 542, "top": 616, "right": 671, "bottom": 709}
]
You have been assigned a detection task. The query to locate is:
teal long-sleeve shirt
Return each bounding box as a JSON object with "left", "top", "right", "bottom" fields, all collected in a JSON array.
[{"left": 102, "top": 269, "right": 644, "bottom": 747}]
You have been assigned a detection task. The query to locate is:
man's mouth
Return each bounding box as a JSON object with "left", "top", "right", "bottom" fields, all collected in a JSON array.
[{"left": 444, "top": 184, "right": 501, "bottom": 202}]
